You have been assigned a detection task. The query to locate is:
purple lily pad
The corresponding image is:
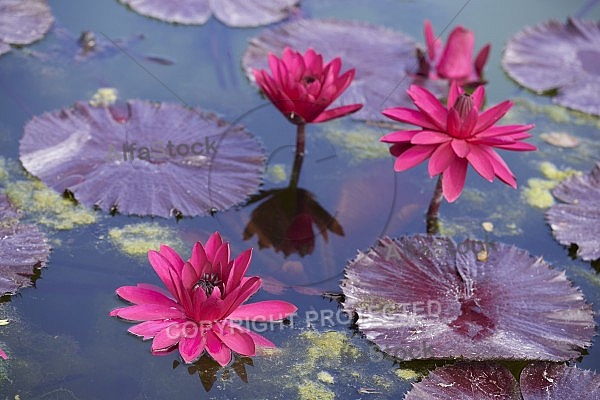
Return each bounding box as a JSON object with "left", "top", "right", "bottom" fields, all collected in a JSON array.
[
  {"left": 0, "top": 194, "right": 50, "bottom": 296},
  {"left": 19, "top": 100, "right": 265, "bottom": 218},
  {"left": 502, "top": 18, "right": 600, "bottom": 115},
  {"left": 119, "top": 0, "right": 298, "bottom": 27},
  {"left": 0, "top": 0, "right": 53, "bottom": 56},
  {"left": 242, "top": 19, "right": 444, "bottom": 121},
  {"left": 342, "top": 235, "right": 595, "bottom": 361},
  {"left": 546, "top": 162, "right": 600, "bottom": 261},
  {"left": 520, "top": 362, "right": 600, "bottom": 400},
  {"left": 405, "top": 362, "right": 520, "bottom": 399}
]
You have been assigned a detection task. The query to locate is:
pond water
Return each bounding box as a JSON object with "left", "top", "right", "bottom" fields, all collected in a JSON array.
[{"left": 1, "top": 0, "right": 600, "bottom": 398}]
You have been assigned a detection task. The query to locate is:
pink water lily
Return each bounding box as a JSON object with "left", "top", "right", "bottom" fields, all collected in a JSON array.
[
  {"left": 417, "top": 20, "right": 491, "bottom": 86},
  {"left": 380, "top": 82, "right": 536, "bottom": 202},
  {"left": 110, "top": 232, "right": 297, "bottom": 366},
  {"left": 253, "top": 47, "right": 363, "bottom": 125}
]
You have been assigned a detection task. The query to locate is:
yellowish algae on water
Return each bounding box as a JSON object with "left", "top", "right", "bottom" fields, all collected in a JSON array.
[
  {"left": 89, "top": 87, "right": 118, "bottom": 107},
  {"left": 108, "top": 222, "right": 184, "bottom": 257},
  {"left": 300, "top": 330, "right": 360, "bottom": 369},
  {"left": 267, "top": 163, "right": 287, "bottom": 184},
  {"left": 4, "top": 179, "right": 97, "bottom": 229},
  {"left": 395, "top": 368, "right": 421, "bottom": 381},
  {"left": 317, "top": 371, "right": 334, "bottom": 384},
  {"left": 298, "top": 380, "right": 335, "bottom": 400},
  {"left": 522, "top": 162, "right": 581, "bottom": 209},
  {"left": 321, "top": 124, "right": 389, "bottom": 162}
]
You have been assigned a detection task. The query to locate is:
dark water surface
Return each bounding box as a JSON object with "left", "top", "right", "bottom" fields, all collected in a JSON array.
[{"left": 1, "top": 0, "right": 599, "bottom": 398}]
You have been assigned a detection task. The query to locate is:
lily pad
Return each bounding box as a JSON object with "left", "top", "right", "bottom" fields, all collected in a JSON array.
[
  {"left": 243, "top": 19, "right": 444, "bottom": 121},
  {"left": 502, "top": 18, "right": 600, "bottom": 115},
  {"left": 342, "top": 235, "right": 595, "bottom": 361},
  {"left": 119, "top": 0, "right": 298, "bottom": 27},
  {"left": 405, "top": 362, "right": 520, "bottom": 399},
  {"left": 0, "top": 194, "right": 50, "bottom": 296},
  {"left": 547, "top": 162, "right": 600, "bottom": 261},
  {"left": 0, "top": 0, "right": 54, "bottom": 56},
  {"left": 520, "top": 362, "right": 600, "bottom": 400},
  {"left": 19, "top": 100, "right": 265, "bottom": 218}
]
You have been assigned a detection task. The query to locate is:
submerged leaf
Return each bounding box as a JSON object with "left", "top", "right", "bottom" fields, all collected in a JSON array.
[
  {"left": 405, "top": 362, "right": 520, "bottom": 399},
  {"left": 243, "top": 19, "right": 444, "bottom": 121},
  {"left": 0, "top": 0, "right": 53, "bottom": 56},
  {"left": 547, "top": 162, "right": 600, "bottom": 261},
  {"left": 503, "top": 18, "right": 600, "bottom": 115},
  {"left": 0, "top": 194, "right": 50, "bottom": 296},
  {"left": 119, "top": 0, "right": 298, "bottom": 27},
  {"left": 342, "top": 235, "right": 594, "bottom": 361},
  {"left": 520, "top": 362, "right": 600, "bottom": 400},
  {"left": 19, "top": 100, "right": 264, "bottom": 218}
]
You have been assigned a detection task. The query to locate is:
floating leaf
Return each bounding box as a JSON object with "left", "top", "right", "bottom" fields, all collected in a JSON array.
[
  {"left": 20, "top": 100, "right": 264, "bottom": 217},
  {"left": 540, "top": 132, "right": 580, "bottom": 148},
  {"left": 0, "top": 0, "right": 53, "bottom": 56},
  {"left": 342, "top": 235, "right": 594, "bottom": 361},
  {"left": 243, "top": 19, "right": 444, "bottom": 121},
  {"left": 520, "top": 362, "right": 600, "bottom": 400},
  {"left": 547, "top": 162, "right": 600, "bottom": 261},
  {"left": 0, "top": 194, "right": 50, "bottom": 296},
  {"left": 119, "top": 0, "right": 298, "bottom": 27},
  {"left": 503, "top": 18, "right": 600, "bottom": 115},
  {"left": 405, "top": 362, "right": 520, "bottom": 399}
]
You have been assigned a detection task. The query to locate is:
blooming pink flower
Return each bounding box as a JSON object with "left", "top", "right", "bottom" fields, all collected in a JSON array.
[
  {"left": 253, "top": 47, "right": 363, "bottom": 124},
  {"left": 417, "top": 20, "right": 491, "bottom": 85},
  {"left": 380, "top": 82, "right": 536, "bottom": 202},
  {"left": 110, "top": 232, "right": 297, "bottom": 366}
]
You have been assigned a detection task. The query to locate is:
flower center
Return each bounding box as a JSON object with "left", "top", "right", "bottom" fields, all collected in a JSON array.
[
  {"left": 302, "top": 75, "right": 316, "bottom": 84},
  {"left": 194, "top": 272, "right": 222, "bottom": 296},
  {"left": 453, "top": 93, "right": 474, "bottom": 121}
]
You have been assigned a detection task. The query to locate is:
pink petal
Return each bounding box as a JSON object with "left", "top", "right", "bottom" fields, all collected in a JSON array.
[
  {"left": 466, "top": 145, "right": 495, "bottom": 181},
  {"left": 110, "top": 303, "right": 186, "bottom": 321},
  {"left": 205, "top": 330, "right": 232, "bottom": 367},
  {"left": 151, "top": 324, "right": 182, "bottom": 352},
  {"left": 380, "top": 129, "right": 420, "bottom": 143},
  {"left": 235, "top": 324, "right": 277, "bottom": 349},
  {"left": 451, "top": 139, "right": 470, "bottom": 158},
  {"left": 424, "top": 20, "right": 438, "bottom": 61},
  {"left": 382, "top": 107, "right": 439, "bottom": 130},
  {"left": 442, "top": 157, "right": 468, "bottom": 202},
  {"left": 226, "top": 248, "right": 252, "bottom": 294},
  {"left": 480, "top": 147, "right": 517, "bottom": 188},
  {"left": 148, "top": 250, "right": 179, "bottom": 297},
  {"left": 471, "top": 85, "right": 485, "bottom": 110},
  {"left": 474, "top": 100, "right": 513, "bottom": 133},
  {"left": 492, "top": 142, "right": 537, "bottom": 151},
  {"left": 179, "top": 330, "right": 206, "bottom": 363},
  {"left": 474, "top": 43, "right": 491, "bottom": 77},
  {"left": 411, "top": 131, "right": 451, "bottom": 145},
  {"left": 215, "top": 324, "right": 256, "bottom": 356},
  {"left": 447, "top": 81, "right": 464, "bottom": 109},
  {"left": 136, "top": 283, "right": 172, "bottom": 298},
  {"left": 475, "top": 123, "right": 535, "bottom": 138},
  {"left": 226, "top": 300, "right": 298, "bottom": 321},
  {"left": 407, "top": 85, "right": 448, "bottom": 131},
  {"left": 312, "top": 103, "right": 363, "bottom": 123},
  {"left": 437, "top": 26, "right": 475, "bottom": 80},
  {"left": 267, "top": 53, "right": 282, "bottom": 82},
  {"left": 221, "top": 277, "right": 262, "bottom": 318},
  {"left": 393, "top": 144, "right": 435, "bottom": 172},
  {"left": 204, "top": 232, "right": 223, "bottom": 261},
  {"left": 189, "top": 241, "right": 208, "bottom": 277},
  {"left": 181, "top": 262, "right": 199, "bottom": 292},
  {"left": 115, "top": 285, "right": 178, "bottom": 307},
  {"left": 427, "top": 142, "right": 455, "bottom": 176},
  {"left": 128, "top": 319, "right": 184, "bottom": 340},
  {"left": 0, "top": 347, "right": 7, "bottom": 360},
  {"left": 158, "top": 244, "right": 184, "bottom": 274}
]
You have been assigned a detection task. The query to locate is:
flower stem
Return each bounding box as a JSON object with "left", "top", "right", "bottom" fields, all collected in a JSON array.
[
  {"left": 426, "top": 176, "right": 443, "bottom": 235},
  {"left": 289, "top": 123, "right": 305, "bottom": 190}
]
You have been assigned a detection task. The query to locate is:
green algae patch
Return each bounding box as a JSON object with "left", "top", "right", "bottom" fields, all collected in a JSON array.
[
  {"left": 0, "top": 158, "right": 8, "bottom": 183},
  {"left": 522, "top": 162, "right": 581, "bottom": 209},
  {"left": 89, "top": 87, "right": 118, "bottom": 107},
  {"left": 395, "top": 368, "right": 421, "bottom": 381},
  {"left": 321, "top": 123, "right": 390, "bottom": 163},
  {"left": 108, "top": 222, "right": 184, "bottom": 258},
  {"left": 317, "top": 370, "right": 335, "bottom": 385},
  {"left": 300, "top": 330, "right": 360, "bottom": 369},
  {"left": 4, "top": 179, "right": 97, "bottom": 230},
  {"left": 267, "top": 163, "right": 287, "bottom": 184},
  {"left": 298, "top": 380, "right": 335, "bottom": 400}
]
